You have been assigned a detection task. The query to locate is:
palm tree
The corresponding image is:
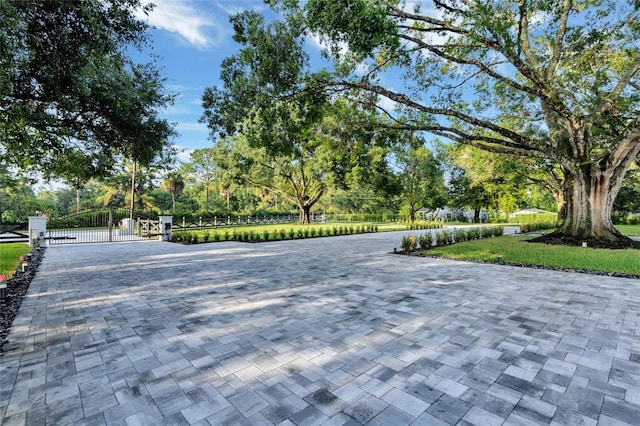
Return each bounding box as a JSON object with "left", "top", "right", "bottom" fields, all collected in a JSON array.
[{"left": 162, "top": 172, "right": 185, "bottom": 212}]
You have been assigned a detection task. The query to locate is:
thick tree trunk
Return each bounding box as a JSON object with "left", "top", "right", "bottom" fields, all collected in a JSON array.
[
  {"left": 298, "top": 204, "right": 311, "bottom": 224},
  {"left": 473, "top": 209, "right": 480, "bottom": 223},
  {"left": 409, "top": 205, "right": 417, "bottom": 222},
  {"left": 205, "top": 184, "right": 209, "bottom": 213},
  {"left": 552, "top": 167, "right": 627, "bottom": 241},
  {"left": 129, "top": 161, "right": 137, "bottom": 219}
]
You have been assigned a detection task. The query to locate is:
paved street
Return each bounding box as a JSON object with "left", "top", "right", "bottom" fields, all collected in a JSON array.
[{"left": 1, "top": 231, "right": 639, "bottom": 425}]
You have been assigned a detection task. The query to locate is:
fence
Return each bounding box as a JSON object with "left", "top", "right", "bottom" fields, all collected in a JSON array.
[
  {"left": 172, "top": 214, "right": 327, "bottom": 231},
  {"left": 0, "top": 223, "right": 29, "bottom": 243}
]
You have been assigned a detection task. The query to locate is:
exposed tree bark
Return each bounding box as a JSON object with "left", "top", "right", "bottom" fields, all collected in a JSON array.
[
  {"left": 553, "top": 129, "right": 640, "bottom": 241},
  {"left": 297, "top": 202, "right": 312, "bottom": 225},
  {"left": 408, "top": 205, "right": 417, "bottom": 222}
]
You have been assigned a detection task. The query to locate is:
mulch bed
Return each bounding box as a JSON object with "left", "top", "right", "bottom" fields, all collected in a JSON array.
[
  {"left": 0, "top": 247, "right": 46, "bottom": 353},
  {"left": 528, "top": 234, "right": 640, "bottom": 250}
]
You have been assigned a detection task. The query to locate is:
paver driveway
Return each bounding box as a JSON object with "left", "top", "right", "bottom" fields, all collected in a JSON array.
[{"left": 1, "top": 231, "right": 639, "bottom": 425}]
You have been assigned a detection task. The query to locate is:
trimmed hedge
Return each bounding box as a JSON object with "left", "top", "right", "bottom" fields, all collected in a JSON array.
[
  {"left": 172, "top": 224, "right": 380, "bottom": 244},
  {"left": 401, "top": 226, "right": 504, "bottom": 253}
]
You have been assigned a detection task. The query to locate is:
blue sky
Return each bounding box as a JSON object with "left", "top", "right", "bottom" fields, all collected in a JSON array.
[{"left": 133, "top": 0, "right": 334, "bottom": 162}]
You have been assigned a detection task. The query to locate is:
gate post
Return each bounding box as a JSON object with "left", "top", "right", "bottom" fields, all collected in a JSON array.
[
  {"left": 158, "top": 216, "right": 173, "bottom": 241},
  {"left": 28, "top": 216, "right": 47, "bottom": 248}
]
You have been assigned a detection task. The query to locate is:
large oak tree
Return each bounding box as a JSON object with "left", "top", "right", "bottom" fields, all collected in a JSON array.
[
  {"left": 276, "top": 0, "right": 640, "bottom": 244},
  {"left": 1, "top": 0, "right": 175, "bottom": 177}
]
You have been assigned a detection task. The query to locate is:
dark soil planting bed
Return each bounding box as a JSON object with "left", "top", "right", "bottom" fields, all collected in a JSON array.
[{"left": 0, "top": 247, "right": 46, "bottom": 352}]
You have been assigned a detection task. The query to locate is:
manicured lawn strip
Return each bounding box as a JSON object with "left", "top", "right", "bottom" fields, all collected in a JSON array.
[
  {"left": 0, "top": 243, "right": 31, "bottom": 278},
  {"left": 427, "top": 235, "right": 640, "bottom": 275},
  {"left": 616, "top": 224, "right": 640, "bottom": 236},
  {"left": 377, "top": 223, "right": 407, "bottom": 232}
]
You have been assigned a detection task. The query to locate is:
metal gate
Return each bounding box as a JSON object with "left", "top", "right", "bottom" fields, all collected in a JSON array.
[
  {"left": 0, "top": 224, "right": 29, "bottom": 244},
  {"left": 139, "top": 218, "right": 160, "bottom": 238},
  {"left": 47, "top": 208, "right": 159, "bottom": 244}
]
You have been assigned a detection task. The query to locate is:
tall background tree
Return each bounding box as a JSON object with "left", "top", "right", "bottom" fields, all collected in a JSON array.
[
  {"left": 181, "top": 148, "right": 218, "bottom": 213},
  {"left": 393, "top": 138, "right": 446, "bottom": 222},
  {"left": 444, "top": 144, "right": 557, "bottom": 218},
  {"left": 202, "top": 11, "right": 398, "bottom": 224},
  {"left": 281, "top": 0, "right": 640, "bottom": 245},
  {"left": 0, "top": 0, "right": 176, "bottom": 180},
  {"left": 162, "top": 172, "right": 185, "bottom": 213}
]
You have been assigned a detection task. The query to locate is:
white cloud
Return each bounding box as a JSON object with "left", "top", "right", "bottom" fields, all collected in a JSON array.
[
  {"left": 377, "top": 95, "right": 398, "bottom": 113},
  {"left": 136, "top": 0, "right": 222, "bottom": 49},
  {"left": 176, "top": 122, "right": 209, "bottom": 133},
  {"left": 175, "top": 146, "right": 194, "bottom": 162},
  {"left": 214, "top": 0, "right": 267, "bottom": 16},
  {"left": 308, "top": 33, "right": 371, "bottom": 76},
  {"left": 308, "top": 32, "right": 348, "bottom": 57}
]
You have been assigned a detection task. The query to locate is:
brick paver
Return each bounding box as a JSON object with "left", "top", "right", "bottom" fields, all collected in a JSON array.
[{"left": 1, "top": 230, "right": 639, "bottom": 425}]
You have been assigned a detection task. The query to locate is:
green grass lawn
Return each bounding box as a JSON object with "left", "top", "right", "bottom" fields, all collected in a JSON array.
[
  {"left": 0, "top": 243, "right": 31, "bottom": 278},
  {"left": 616, "top": 224, "right": 640, "bottom": 236},
  {"left": 428, "top": 235, "right": 640, "bottom": 275}
]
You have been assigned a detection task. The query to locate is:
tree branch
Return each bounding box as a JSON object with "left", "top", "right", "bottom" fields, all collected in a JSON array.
[
  {"left": 546, "top": 0, "right": 572, "bottom": 80},
  {"left": 589, "top": 57, "right": 640, "bottom": 124}
]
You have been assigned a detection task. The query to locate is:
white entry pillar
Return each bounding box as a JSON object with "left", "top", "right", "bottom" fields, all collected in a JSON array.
[
  {"left": 28, "top": 216, "right": 47, "bottom": 248},
  {"left": 120, "top": 218, "right": 135, "bottom": 235},
  {"left": 158, "top": 216, "right": 173, "bottom": 241}
]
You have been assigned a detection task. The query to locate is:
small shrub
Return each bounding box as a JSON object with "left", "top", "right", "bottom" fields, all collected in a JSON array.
[
  {"left": 466, "top": 228, "right": 480, "bottom": 240},
  {"left": 481, "top": 227, "right": 494, "bottom": 238},
  {"left": 626, "top": 213, "right": 639, "bottom": 225},
  {"left": 288, "top": 228, "right": 295, "bottom": 239},
  {"left": 445, "top": 229, "right": 455, "bottom": 244},
  {"left": 231, "top": 230, "right": 238, "bottom": 241},
  {"left": 401, "top": 235, "right": 413, "bottom": 253},
  {"left": 436, "top": 231, "right": 448, "bottom": 246},
  {"left": 249, "top": 230, "right": 256, "bottom": 241},
  {"left": 203, "top": 232, "right": 210, "bottom": 242},
  {"left": 310, "top": 227, "right": 317, "bottom": 237},
  {"left": 279, "top": 229, "right": 286, "bottom": 240},
  {"left": 454, "top": 229, "right": 467, "bottom": 243},
  {"left": 191, "top": 234, "right": 199, "bottom": 244},
  {"left": 492, "top": 226, "right": 504, "bottom": 237},
  {"left": 409, "top": 235, "right": 418, "bottom": 251},
  {"left": 418, "top": 233, "right": 432, "bottom": 250},
  {"left": 213, "top": 231, "right": 220, "bottom": 241},
  {"left": 520, "top": 221, "right": 555, "bottom": 233},
  {"left": 224, "top": 229, "right": 230, "bottom": 241},
  {"left": 303, "top": 227, "right": 309, "bottom": 238},
  {"left": 263, "top": 230, "right": 270, "bottom": 241}
]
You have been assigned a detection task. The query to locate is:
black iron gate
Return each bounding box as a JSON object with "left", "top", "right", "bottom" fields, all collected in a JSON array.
[
  {"left": 47, "top": 208, "right": 160, "bottom": 244},
  {"left": 0, "top": 224, "right": 29, "bottom": 244}
]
